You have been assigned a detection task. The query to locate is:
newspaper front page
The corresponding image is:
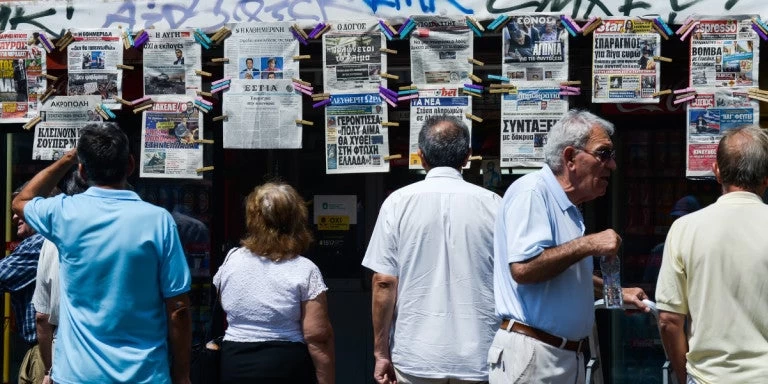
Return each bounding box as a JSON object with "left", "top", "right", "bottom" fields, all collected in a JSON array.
[
  {"left": 502, "top": 14, "right": 569, "bottom": 83},
  {"left": 689, "top": 16, "right": 759, "bottom": 88},
  {"left": 408, "top": 85, "right": 471, "bottom": 169},
  {"left": 592, "top": 18, "right": 660, "bottom": 103},
  {"left": 67, "top": 29, "right": 123, "bottom": 109},
  {"left": 223, "top": 80, "right": 302, "bottom": 149},
  {"left": 0, "top": 31, "right": 45, "bottom": 123},
  {"left": 323, "top": 20, "right": 385, "bottom": 93},
  {"left": 140, "top": 99, "right": 203, "bottom": 179},
  {"left": 325, "top": 93, "right": 389, "bottom": 174},
  {"left": 686, "top": 88, "right": 758, "bottom": 178},
  {"left": 32, "top": 96, "right": 102, "bottom": 160},
  {"left": 143, "top": 30, "right": 201, "bottom": 98},
  {"left": 223, "top": 22, "right": 299, "bottom": 81},
  {"left": 500, "top": 86, "right": 566, "bottom": 168},
  {"left": 410, "top": 16, "right": 472, "bottom": 85}
]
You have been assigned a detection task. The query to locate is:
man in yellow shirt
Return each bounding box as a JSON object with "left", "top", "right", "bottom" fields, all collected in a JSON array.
[{"left": 656, "top": 125, "right": 768, "bottom": 384}]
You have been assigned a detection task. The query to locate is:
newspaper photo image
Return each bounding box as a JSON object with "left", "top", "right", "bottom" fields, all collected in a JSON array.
[
  {"left": 67, "top": 29, "right": 123, "bottom": 109},
  {"left": 323, "top": 20, "right": 384, "bottom": 93},
  {"left": 223, "top": 22, "right": 299, "bottom": 81},
  {"left": 591, "top": 18, "right": 660, "bottom": 103},
  {"left": 143, "top": 30, "right": 201, "bottom": 97},
  {"left": 0, "top": 31, "right": 46, "bottom": 123},
  {"left": 408, "top": 85, "right": 471, "bottom": 169},
  {"left": 410, "top": 16, "right": 472, "bottom": 85},
  {"left": 502, "top": 14, "right": 569, "bottom": 82},
  {"left": 689, "top": 17, "right": 759, "bottom": 88},
  {"left": 140, "top": 100, "right": 203, "bottom": 179},
  {"left": 32, "top": 95, "right": 102, "bottom": 160},
  {"left": 325, "top": 93, "right": 389, "bottom": 174}
]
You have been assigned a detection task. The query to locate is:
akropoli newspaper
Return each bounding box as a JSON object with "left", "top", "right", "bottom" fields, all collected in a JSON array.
[
  {"left": 592, "top": 18, "right": 660, "bottom": 103},
  {"left": 325, "top": 93, "right": 389, "bottom": 174},
  {"left": 143, "top": 30, "right": 201, "bottom": 98},
  {"left": 140, "top": 99, "right": 203, "bottom": 179},
  {"left": 686, "top": 88, "right": 757, "bottom": 178},
  {"left": 502, "top": 14, "right": 569, "bottom": 83},
  {"left": 410, "top": 16, "right": 472, "bottom": 85},
  {"left": 323, "top": 20, "right": 385, "bottom": 93},
  {"left": 500, "top": 86, "right": 566, "bottom": 168},
  {"left": 689, "top": 16, "right": 759, "bottom": 88},
  {"left": 408, "top": 85, "right": 471, "bottom": 169},
  {"left": 67, "top": 29, "right": 123, "bottom": 109},
  {"left": 223, "top": 80, "right": 302, "bottom": 149},
  {"left": 0, "top": 31, "right": 45, "bottom": 123},
  {"left": 32, "top": 95, "right": 102, "bottom": 160},
  {"left": 223, "top": 22, "right": 299, "bottom": 81}
]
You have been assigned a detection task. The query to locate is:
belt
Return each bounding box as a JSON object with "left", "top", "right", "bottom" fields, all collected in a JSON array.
[{"left": 500, "top": 319, "right": 585, "bottom": 353}]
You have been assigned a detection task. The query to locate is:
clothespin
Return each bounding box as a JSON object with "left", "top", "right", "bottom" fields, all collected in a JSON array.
[
  {"left": 751, "top": 18, "right": 768, "bottom": 40},
  {"left": 196, "top": 166, "right": 214, "bottom": 173},
  {"left": 673, "top": 87, "right": 695, "bottom": 95},
  {"left": 465, "top": 16, "right": 484, "bottom": 37},
  {"left": 679, "top": 21, "right": 700, "bottom": 41},
  {"left": 462, "top": 89, "right": 482, "bottom": 98},
  {"left": 380, "top": 72, "right": 399, "bottom": 80},
  {"left": 195, "top": 69, "right": 212, "bottom": 77},
  {"left": 38, "top": 33, "right": 53, "bottom": 53},
  {"left": 22, "top": 116, "right": 42, "bottom": 130},
  {"left": 115, "top": 97, "right": 132, "bottom": 106},
  {"left": 581, "top": 17, "right": 603, "bottom": 35},
  {"left": 468, "top": 155, "right": 482, "bottom": 161},
  {"left": 212, "top": 114, "right": 228, "bottom": 122},
  {"left": 381, "top": 121, "right": 400, "bottom": 127},
  {"left": 133, "top": 104, "right": 154, "bottom": 114},
  {"left": 42, "top": 73, "right": 58, "bottom": 82},
  {"left": 290, "top": 25, "right": 308, "bottom": 46},
  {"left": 397, "top": 93, "right": 418, "bottom": 101},
  {"left": 653, "top": 56, "right": 672, "bottom": 63},
  {"left": 197, "top": 91, "right": 213, "bottom": 97},
  {"left": 133, "top": 30, "right": 150, "bottom": 47},
  {"left": 488, "top": 15, "right": 509, "bottom": 32},
  {"left": 463, "top": 84, "right": 483, "bottom": 95},
  {"left": 116, "top": 64, "right": 134, "bottom": 70},
  {"left": 465, "top": 113, "right": 483, "bottom": 123},
  {"left": 40, "top": 87, "right": 55, "bottom": 102},
  {"left": 560, "top": 80, "right": 582, "bottom": 86},
  {"left": 99, "top": 104, "right": 116, "bottom": 119},
  {"left": 313, "top": 99, "right": 332, "bottom": 108},
  {"left": 468, "top": 58, "right": 484, "bottom": 66},
  {"left": 211, "top": 28, "right": 231, "bottom": 45},
  {"left": 654, "top": 17, "right": 674, "bottom": 36},
  {"left": 651, "top": 89, "right": 672, "bottom": 98},
  {"left": 131, "top": 96, "right": 152, "bottom": 105},
  {"left": 488, "top": 74, "right": 510, "bottom": 83},
  {"left": 398, "top": 18, "right": 417, "bottom": 39},
  {"left": 673, "top": 94, "right": 696, "bottom": 105},
  {"left": 56, "top": 30, "right": 74, "bottom": 51},
  {"left": 469, "top": 73, "right": 482, "bottom": 83},
  {"left": 675, "top": 17, "right": 695, "bottom": 35},
  {"left": 193, "top": 139, "right": 215, "bottom": 144},
  {"left": 295, "top": 119, "right": 314, "bottom": 126},
  {"left": 93, "top": 106, "right": 110, "bottom": 120},
  {"left": 380, "top": 93, "right": 397, "bottom": 108},
  {"left": 307, "top": 23, "right": 326, "bottom": 39},
  {"left": 120, "top": 27, "right": 131, "bottom": 49},
  {"left": 383, "top": 154, "right": 402, "bottom": 161},
  {"left": 378, "top": 20, "right": 395, "bottom": 41},
  {"left": 651, "top": 21, "right": 669, "bottom": 40},
  {"left": 315, "top": 24, "right": 331, "bottom": 39},
  {"left": 293, "top": 55, "right": 311, "bottom": 60},
  {"left": 211, "top": 57, "right": 229, "bottom": 63},
  {"left": 379, "top": 47, "right": 398, "bottom": 55}
]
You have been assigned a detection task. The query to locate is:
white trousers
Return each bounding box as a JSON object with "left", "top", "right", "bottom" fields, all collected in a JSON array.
[{"left": 488, "top": 329, "right": 585, "bottom": 384}]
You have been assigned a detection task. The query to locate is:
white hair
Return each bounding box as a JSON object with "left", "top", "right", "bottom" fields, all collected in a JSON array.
[{"left": 544, "top": 110, "right": 615, "bottom": 173}]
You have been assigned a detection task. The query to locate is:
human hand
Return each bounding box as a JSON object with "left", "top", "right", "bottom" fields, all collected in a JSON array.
[
  {"left": 42, "top": 375, "right": 53, "bottom": 384},
  {"left": 622, "top": 287, "right": 650, "bottom": 312},
  {"left": 590, "top": 229, "right": 622, "bottom": 260},
  {"left": 373, "top": 357, "right": 397, "bottom": 384}
]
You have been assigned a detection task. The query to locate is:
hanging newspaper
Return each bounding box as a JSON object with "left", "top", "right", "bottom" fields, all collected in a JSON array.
[
  {"left": 143, "top": 29, "right": 201, "bottom": 98},
  {"left": 325, "top": 93, "right": 389, "bottom": 174},
  {"left": 223, "top": 22, "right": 299, "bottom": 81},
  {"left": 32, "top": 95, "right": 102, "bottom": 160},
  {"left": 0, "top": 31, "right": 45, "bottom": 123},
  {"left": 502, "top": 14, "right": 569, "bottom": 83},
  {"left": 323, "top": 20, "right": 385, "bottom": 93},
  {"left": 686, "top": 88, "right": 757, "bottom": 178},
  {"left": 591, "top": 18, "right": 660, "bottom": 103},
  {"left": 410, "top": 16, "right": 472, "bottom": 85},
  {"left": 140, "top": 99, "right": 203, "bottom": 179},
  {"left": 408, "top": 85, "right": 471, "bottom": 169},
  {"left": 67, "top": 29, "right": 123, "bottom": 109},
  {"left": 223, "top": 80, "right": 302, "bottom": 148},
  {"left": 500, "top": 86, "right": 567, "bottom": 168},
  {"left": 689, "top": 16, "right": 759, "bottom": 88}
]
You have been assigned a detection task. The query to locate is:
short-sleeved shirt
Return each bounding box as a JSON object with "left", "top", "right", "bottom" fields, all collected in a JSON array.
[
  {"left": 362, "top": 167, "right": 500, "bottom": 380},
  {"left": 494, "top": 165, "right": 594, "bottom": 341},
  {"left": 32, "top": 239, "right": 60, "bottom": 326},
  {"left": 23, "top": 187, "right": 191, "bottom": 384},
  {"left": 656, "top": 191, "right": 768, "bottom": 383},
  {"left": 213, "top": 248, "right": 327, "bottom": 343}
]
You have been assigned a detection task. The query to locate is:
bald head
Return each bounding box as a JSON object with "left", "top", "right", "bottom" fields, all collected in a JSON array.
[
  {"left": 716, "top": 125, "right": 768, "bottom": 191},
  {"left": 418, "top": 115, "right": 470, "bottom": 169}
]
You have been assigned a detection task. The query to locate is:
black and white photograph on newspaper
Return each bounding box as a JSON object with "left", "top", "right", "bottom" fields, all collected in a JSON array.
[
  {"left": 408, "top": 85, "right": 471, "bottom": 169},
  {"left": 689, "top": 16, "right": 759, "bottom": 88},
  {"left": 67, "top": 29, "right": 123, "bottom": 109},
  {"left": 326, "top": 92, "right": 389, "bottom": 174},
  {"left": 323, "top": 20, "right": 385, "bottom": 93},
  {"left": 500, "top": 86, "right": 566, "bottom": 168},
  {"left": 410, "top": 15, "right": 472, "bottom": 85},
  {"left": 32, "top": 95, "right": 102, "bottom": 160},
  {"left": 140, "top": 99, "right": 203, "bottom": 179},
  {"left": 143, "top": 30, "right": 201, "bottom": 97},
  {"left": 223, "top": 22, "right": 299, "bottom": 81},
  {"left": 0, "top": 31, "right": 46, "bottom": 123},
  {"left": 502, "top": 14, "right": 569, "bottom": 82}
]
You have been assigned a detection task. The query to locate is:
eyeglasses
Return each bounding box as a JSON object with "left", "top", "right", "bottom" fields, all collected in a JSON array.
[{"left": 579, "top": 147, "right": 616, "bottom": 162}]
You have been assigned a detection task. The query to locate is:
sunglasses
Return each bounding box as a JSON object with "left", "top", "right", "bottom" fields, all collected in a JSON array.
[{"left": 579, "top": 147, "right": 616, "bottom": 162}]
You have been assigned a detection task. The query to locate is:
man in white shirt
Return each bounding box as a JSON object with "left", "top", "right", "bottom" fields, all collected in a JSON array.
[
  {"left": 363, "top": 115, "right": 500, "bottom": 384},
  {"left": 656, "top": 125, "right": 768, "bottom": 384}
]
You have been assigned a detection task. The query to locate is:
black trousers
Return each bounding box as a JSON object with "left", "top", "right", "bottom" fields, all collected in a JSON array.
[{"left": 220, "top": 340, "right": 316, "bottom": 384}]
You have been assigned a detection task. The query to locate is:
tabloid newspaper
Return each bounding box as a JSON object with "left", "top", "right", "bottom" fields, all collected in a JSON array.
[
  {"left": 685, "top": 89, "right": 758, "bottom": 178},
  {"left": 32, "top": 95, "right": 102, "bottom": 160},
  {"left": 502, "top": 14, "right": 569, "bottom": 83},
  {"left": 323, "top": 20, "right": 385, "bottom": 93},
  {"left": 408, "top": 85, "right": 471, "bottom": 169},
  {"left": 222, "top": 80, "right": 302, "bottom": 149},
  {"left": 223, "top": 22, "right": 299, "bottom": 81},
  {"left": 410, "top": 16, "right": 472, "bottom": 85},
  {"left": 0, "top": 31, "right": 46, "bottom": 123},
  {"left": 143, "top": 30, "right": 201, "bottom": 98},
  {"left": 325, "top": 93, "right": 389, "bottom": 174},
  {"left": 689, "top": 16, "right": 759, "bottom": 88},
  {"left": 592, "top": 18, "right": 660, "bottom": 103},
  {"left": 67, "top": 29, "right": 123, "bottom": 109},
  {"left": 140, "top": 100, "right": 203, "bottom": 179},
  {"left": 500, "top": 86, "right": 566, "bottom": 168}
]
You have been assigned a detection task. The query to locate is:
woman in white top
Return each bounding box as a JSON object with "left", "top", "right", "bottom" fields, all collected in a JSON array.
[{"left": 213, "top": 182, "right": 335, "bottom": 383}]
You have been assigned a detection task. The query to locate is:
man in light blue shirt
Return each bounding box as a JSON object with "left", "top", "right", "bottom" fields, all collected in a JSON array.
[
  {"left": 490, "top": 110, "right": 649, "bottom": 383},
  {"left": 13, "top": 122, "right": 192, "bottom": 384}
]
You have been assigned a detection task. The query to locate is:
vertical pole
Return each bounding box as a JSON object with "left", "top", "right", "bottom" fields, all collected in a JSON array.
[{"left": 3, "top": 133, "right": 13, "bottom": 384}]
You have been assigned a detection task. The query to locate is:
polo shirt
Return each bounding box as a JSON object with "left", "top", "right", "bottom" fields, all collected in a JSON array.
[{"left": 24, "top": 187, "right": 191, "bottom": 384}]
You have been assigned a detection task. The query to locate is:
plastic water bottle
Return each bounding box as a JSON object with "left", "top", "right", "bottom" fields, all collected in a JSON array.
[{"left": 600, "top": 256, "right": 623, "bottom": 309}]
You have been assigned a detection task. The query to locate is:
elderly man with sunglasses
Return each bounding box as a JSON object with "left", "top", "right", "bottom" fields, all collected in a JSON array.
[{"left": 489, "top": 109, "right": 649, "bottom": 384}]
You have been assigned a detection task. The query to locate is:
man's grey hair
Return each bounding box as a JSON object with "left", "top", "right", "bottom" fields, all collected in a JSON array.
[
  {"left": 543, "top": 110, "right": 615, "bottom": 173},
  {"left": 418, "top": 115, "right": 470, "bottom": 169},
  {"left": 716, "top": 125, "right": 768, "bottom": 191}
]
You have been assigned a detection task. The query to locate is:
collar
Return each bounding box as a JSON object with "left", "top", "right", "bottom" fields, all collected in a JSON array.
[
  {"left": 717, "top": 191, "right": 764, "bottom": 204},
  {"left": 425, "top": 167, "right": 463, "bottom": 180},
  {"left": 541, "top": 165, "right": 576, "bottom": 212},
  {"left": 83, "top": 186, "right": 141, "bottom": 201}
]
